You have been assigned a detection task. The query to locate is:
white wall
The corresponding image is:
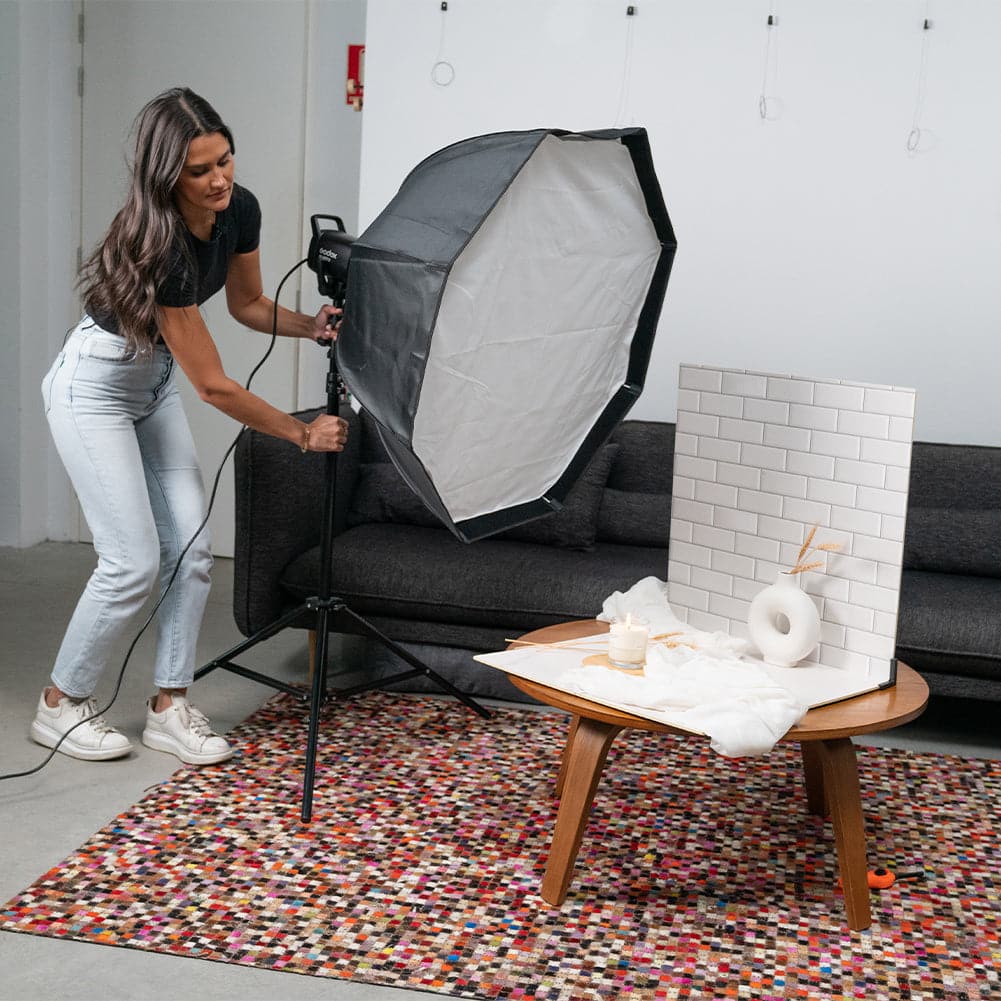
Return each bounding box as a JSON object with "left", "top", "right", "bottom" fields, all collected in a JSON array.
[
  {"left": 359, "top": 0, "right": 1001, "bottom": 446},
  {"left": 0, "top": 1, "right": 82, "bottom": 547}
]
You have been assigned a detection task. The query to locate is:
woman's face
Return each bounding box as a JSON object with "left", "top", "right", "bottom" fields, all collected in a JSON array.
[{"left": 174, "top": 131, "right": 235, "bottom": 222}]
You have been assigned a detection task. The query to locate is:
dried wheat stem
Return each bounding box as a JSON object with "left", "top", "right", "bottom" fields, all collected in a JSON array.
[
  {"left": 796, "top": 524, "right": 818, "bottom": 564},
  {"left": 789, "top": 561, "right": 824, "bottom": 575}
]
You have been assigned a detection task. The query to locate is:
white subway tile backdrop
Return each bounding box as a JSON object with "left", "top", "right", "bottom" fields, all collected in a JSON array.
[{"left": 668, "top": 365, "right": 916, "bottom": 685}]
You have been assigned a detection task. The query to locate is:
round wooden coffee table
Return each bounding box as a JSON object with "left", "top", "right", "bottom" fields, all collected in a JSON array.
[{"left": 506, "top": 620, "right": 929, "bottom": 931}]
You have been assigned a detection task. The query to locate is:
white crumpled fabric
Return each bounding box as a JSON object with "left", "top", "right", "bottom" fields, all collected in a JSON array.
[{"left": 560, "top": 576, "right": 807, "bottom": 757}]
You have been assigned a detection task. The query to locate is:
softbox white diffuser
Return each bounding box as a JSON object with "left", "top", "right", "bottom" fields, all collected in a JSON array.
[{"left": 338, "top": 128, "right": 676, "bottom": 542}]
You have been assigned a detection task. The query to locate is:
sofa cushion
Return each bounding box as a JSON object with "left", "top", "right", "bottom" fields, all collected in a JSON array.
[
  {"left": 606, "top": 420, "right": 675, "bottom": 492},
  {"left": 904, "top": 440, "right": 1001, "bottom": 578},
  {"left": 348, "top": 442, "right": 619, "bottom": 552},
  {"left": 597, "top": 419, "right": 675, "bottom": 546},
  {"left": 496, "top": 443, "right": 618, "bottom": 550},
  {"left": 280, "top": 522, "right": 668, "bottom": 632},
  {"left": 896, "top": 569, "right": 1001, "bottom": 679},
  {"left": 902, "top": 508, "right": 1001, "bottom": 578},
  {"left": 597, "top": 488, "right": 671, "bottom": 547},
  {"left": 908, "top": 441, "right": 1001, "bottom": 510},
  {"left": 347, "top": 462, "right": 440, "bottom": 529}
]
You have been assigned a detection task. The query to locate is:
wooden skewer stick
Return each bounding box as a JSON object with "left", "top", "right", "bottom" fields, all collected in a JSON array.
[
  {"left": 504, "top": 632, "right": 698, "bottom": 655},
  {"left": 503, "top": 638, "right": 607, "bottom": 653}
]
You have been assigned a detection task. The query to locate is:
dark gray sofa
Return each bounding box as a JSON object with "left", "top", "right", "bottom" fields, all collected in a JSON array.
[
  {"left": 896, "top": 441, "right": 1001, "bottom": 698},
  {"left": 233, "top": 407, "right": 1001, "bottom": 701}
]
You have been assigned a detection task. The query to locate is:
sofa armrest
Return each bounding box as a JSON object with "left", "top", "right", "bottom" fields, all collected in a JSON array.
[{"left": 232, "top": 406, "right": 361, "bottom": 636}]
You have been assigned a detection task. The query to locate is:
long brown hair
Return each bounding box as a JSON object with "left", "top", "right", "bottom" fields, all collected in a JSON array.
[{"left": 79, "top": 88, "right": 235, "bottom": 357}]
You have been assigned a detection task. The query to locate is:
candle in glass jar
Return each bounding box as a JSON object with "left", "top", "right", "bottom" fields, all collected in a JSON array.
[{"left": 607, "top": 613, "right": 649, "bottom": 668}]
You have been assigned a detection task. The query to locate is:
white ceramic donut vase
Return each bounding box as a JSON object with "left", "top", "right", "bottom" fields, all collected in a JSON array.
[{"left": 747, "top": 571, "right": 821, "bottom": 667}]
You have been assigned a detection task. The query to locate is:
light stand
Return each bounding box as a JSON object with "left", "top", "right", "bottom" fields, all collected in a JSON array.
[{"left": 195, "top": 218, "right": 490, "bottom": 824}]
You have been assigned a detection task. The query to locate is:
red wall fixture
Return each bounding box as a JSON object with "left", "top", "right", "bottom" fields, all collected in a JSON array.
[{"left": 346, "top": 44, "right": 365, "bottom": 110}]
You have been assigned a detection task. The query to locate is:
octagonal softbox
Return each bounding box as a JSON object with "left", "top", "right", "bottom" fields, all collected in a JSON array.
[{"left": 338, "top": 127, "right": 676, "bottom": 542}]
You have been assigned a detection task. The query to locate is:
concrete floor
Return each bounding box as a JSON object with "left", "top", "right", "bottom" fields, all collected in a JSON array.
[{"left": 1, "top": 541, "right": 998, "bottom": 1001}]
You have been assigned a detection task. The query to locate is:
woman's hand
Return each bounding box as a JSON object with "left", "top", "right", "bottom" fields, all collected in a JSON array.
[
  {"left": 312, "top": 305, "right": 342, "bottom": 344},
  {"left": 304, "top": 414, "right": 349, "bottom": 452}
]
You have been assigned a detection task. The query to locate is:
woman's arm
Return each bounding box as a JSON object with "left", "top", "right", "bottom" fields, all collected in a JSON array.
[
  {"left": 158, "top": 304, "right": 346, "bottom": 452},
  {"left": 224, "top": 249, "right": 336, "bottom": 340}
]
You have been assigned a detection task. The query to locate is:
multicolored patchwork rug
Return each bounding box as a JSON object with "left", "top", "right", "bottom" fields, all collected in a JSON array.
[{"left": 2, "top": 692, "right": 998, "bottom": 999}]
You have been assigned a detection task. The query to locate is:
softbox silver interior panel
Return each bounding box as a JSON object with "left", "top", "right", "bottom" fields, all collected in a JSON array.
[{"left": 338, "top": 127, "right": 676, "bottom": 542}]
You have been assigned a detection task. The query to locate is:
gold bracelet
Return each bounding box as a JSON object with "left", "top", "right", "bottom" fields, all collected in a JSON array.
[{"left": 300, "top": 425, "right": 311, "bottom": 454}]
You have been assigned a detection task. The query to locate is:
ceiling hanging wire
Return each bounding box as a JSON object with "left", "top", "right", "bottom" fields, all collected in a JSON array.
[
  {"left": 906, "top": 3, "right": 934, "bottom": 154},
  {"left": 613, "top": 5, "right": 638, "bottom": 127},
  {"left": 431, "top": 1, "right": 456, "bottom": 87},
  {"left": 758, "top": 4, "right": 781, "bottom": 121}
]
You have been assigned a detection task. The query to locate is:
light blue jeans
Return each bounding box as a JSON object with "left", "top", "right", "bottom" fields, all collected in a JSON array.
[{"left": 41, "top": 317, "right": 213, "bottom": 697}]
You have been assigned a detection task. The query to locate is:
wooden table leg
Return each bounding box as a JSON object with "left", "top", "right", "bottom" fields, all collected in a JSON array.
[
  {"left": 800, "top": 742, "right": 828, "bottom": 817},
  {"left": 816, "top": 737, "right": 871, "bottom": 931},
  {"left": 554, "top": 715, "right": 580, "bottom": 799},
  {"left": 540, "top": 716, "right": 622, "bottom": 906}
]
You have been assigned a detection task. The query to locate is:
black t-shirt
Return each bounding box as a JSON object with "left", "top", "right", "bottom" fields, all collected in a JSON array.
[
  {"left": 91, "top": 183, "right": 261, "bottom": 334},
  {"left": 157, "top": 183, "right": 261, "bottom": 308}
]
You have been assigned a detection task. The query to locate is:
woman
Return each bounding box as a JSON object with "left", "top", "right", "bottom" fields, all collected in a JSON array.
[{"left": 34, "top": 87, "right": 347, "bottom": 765}]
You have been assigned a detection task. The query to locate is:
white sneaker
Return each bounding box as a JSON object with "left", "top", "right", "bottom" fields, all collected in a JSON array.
[
  {"left": 30, "top": 690, "right": 133, "bottom": 761},
  {"left": 141, "top": 695, "right": 235, "bottom": 765}
]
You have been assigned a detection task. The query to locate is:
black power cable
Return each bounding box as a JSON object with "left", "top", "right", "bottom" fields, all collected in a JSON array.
[{"left": 0, "top": 257, "right": 310, "bottom": 781}]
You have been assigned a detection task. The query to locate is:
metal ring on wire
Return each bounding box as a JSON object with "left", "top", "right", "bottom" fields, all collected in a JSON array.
[
  {"left": 906, "top": 127, "right": 922, "bottom": 153},
  {"left": 758, "top": 95, "right": 781, "bottom": 121},
  {"left": 431, "top": 60, "right": 455, "bottom": 86}
]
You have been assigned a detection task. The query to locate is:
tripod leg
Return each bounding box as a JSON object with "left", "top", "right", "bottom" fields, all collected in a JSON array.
[
  {"left": 194, "top": 603, "right": 309, "bottom": 681},
  {"left": 300, "top": 607, "right": 332, "bottom": 823}
]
